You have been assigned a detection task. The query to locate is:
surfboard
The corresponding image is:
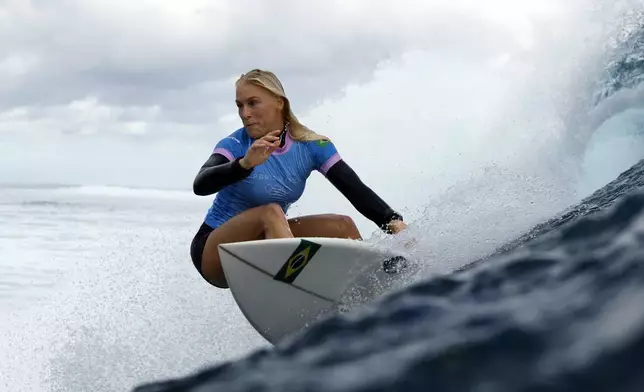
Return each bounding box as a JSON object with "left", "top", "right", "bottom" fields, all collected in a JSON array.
[{"left": 218, "top": 237, "right": 409, "bottom": 344}]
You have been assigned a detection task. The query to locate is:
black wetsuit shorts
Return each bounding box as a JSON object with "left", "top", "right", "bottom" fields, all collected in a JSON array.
[{"left": 190, "top": 222, "right": 215, "bottom": 278}]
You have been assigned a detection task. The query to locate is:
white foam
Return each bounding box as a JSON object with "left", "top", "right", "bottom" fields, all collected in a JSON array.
[{"left": 52, "top": 184, "right": 195, "bottom": 200}]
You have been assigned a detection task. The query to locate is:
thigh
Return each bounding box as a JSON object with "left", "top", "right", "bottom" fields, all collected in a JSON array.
[
  {"left": 200, "top": 205, "right": 277, "bottom": 288},
  {"left": 288, "top": 213, "right": 362, "bottom": 240}
]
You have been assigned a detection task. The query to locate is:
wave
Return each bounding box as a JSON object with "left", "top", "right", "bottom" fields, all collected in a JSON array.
[{"left": 132, "top": 9, "right": 644, "bottom": 392}]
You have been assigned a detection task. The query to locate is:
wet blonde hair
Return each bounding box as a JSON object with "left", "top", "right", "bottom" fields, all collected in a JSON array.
[{"left": 235, "top": 69, "right": 329, "bottom": 142}]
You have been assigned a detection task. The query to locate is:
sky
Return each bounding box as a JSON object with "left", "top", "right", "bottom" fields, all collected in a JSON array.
[{"left": 1, "top": 0, "right": 624, "bottom": 235}]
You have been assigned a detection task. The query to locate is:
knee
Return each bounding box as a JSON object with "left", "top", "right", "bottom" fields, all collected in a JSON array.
[
  {"left": 335, "top": 214, "right": 357, "bottom": 230},
  {"left": 261, "top": 203, "right": 287, "bottom": 221},
  {"left": 323, "top": 214, "right": 357, "bottom": 233},
  {"left": 326, "top": 214, "right": 360, "bottom": 239}
]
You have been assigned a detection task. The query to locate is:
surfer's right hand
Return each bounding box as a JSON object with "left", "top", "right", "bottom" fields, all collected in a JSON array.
[{"left": 240, "top": 129, "right": 282, "bottom": 169}]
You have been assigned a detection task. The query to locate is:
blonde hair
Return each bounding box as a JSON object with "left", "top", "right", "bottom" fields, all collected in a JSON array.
[{"left": 235, "top": 69, "right": 329, "bottom": 142}]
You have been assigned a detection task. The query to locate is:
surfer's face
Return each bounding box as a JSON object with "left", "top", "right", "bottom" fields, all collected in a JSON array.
[{"left": 236, "top": 82, "right": 284, "bottom": 139}]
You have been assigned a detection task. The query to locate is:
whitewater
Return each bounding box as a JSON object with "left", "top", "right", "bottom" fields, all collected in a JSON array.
[{"left": 2, "top": 2, "right": 644, "bottom": 391}]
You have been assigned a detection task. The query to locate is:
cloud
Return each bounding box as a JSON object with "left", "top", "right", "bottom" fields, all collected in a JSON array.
[
  {"left": 0, "top": 0, "right": 554, "bottom": 132},
  {"left": 2, "top": 0, "right": 591, "bottom": 204}
]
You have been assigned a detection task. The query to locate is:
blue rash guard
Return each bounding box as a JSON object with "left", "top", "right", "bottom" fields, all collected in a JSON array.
[
  {"left": 192, "top": 126, "right": 403, "bottom": 233},
  {"left": 204, "top": 127, "right": 340, "bottom": 229}
]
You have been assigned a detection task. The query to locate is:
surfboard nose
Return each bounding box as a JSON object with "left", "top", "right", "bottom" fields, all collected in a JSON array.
[
  {"left": 218, "top": 240, "right": 266, "bottom": 254},
  {"left": 218, "top": 243, "right": 232, "bottom": 252}
]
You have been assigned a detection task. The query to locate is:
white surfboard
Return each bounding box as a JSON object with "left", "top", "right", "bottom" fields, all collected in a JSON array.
[{"left": 218, "top": 237, "right": 410, "bottom": 344}]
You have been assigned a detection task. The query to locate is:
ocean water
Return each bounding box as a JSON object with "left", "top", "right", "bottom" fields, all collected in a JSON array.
[
  {"left": 0, "top": 186, "right": 268, "bottom": 391},
  {"left": 136, "top": 164, "right": 644, "bottom": 392},
  {"left": 132, "top": 9, "right": 644, "bottom": 392},
  {"left": 3, "top": 4, "right": 644, "bottom": 392}
]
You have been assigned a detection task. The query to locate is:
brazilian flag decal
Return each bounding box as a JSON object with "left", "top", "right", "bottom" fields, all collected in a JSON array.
[
  {"left": 315, "top": 139, "right": 330, "bottom": 147},
  {"left": 274, "top": 239, "right": 322, "bottom": 283}
]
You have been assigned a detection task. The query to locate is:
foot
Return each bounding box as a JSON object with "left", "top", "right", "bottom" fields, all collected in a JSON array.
[{"left": 382, "top": 255, "right": 408, "bottom": 274}]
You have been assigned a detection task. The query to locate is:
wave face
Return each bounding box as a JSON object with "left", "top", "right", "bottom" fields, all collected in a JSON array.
[{"left": 133, "top": 13, "right": 644, "bottom": 392}]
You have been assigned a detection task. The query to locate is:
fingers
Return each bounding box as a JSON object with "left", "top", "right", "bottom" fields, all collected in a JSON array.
[
  {"left": 246, "top": 131, "right": 282, "bottom": 165},
  {"left": 253, "top": 137, "right": 280, "bottom": 151},
  {"left": 261, "top": 129, "right": 282, "bottom": 142},
  {"left": 262, "top": 136, "right": 280, "bottom": 143},
  {"left": 249, "top": 141, "right": 278, "bottom": 159},
  {"left": 249, "top": 130, "right": 282, "bottom": 146},
  {"left": 253, "top": 139, "right": 279, "bottom": 149},
  {"left": 262, "top": 131, "right": 282, "bottom": 142}
]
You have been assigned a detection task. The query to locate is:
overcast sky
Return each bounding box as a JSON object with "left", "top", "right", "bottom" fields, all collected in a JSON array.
[{"left": 3, "top": 0, "right": 619, "bottom": 235}]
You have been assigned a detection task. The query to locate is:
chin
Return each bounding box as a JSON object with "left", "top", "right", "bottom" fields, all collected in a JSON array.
[{"left": 245, "top": 126, "right": 265, "bottom": 139}]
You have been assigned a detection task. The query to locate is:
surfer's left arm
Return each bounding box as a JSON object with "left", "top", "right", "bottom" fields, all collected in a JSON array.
[
  {"left": 325, "top": 160, "right": 406, "bottom": 234},
  {"left": 309, "top": 138, "right": 406, "bottom": 234}
]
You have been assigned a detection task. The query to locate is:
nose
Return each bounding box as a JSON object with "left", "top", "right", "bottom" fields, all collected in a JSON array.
[{"left": 240, "top": 105, "right": 252, "bottom": 120}]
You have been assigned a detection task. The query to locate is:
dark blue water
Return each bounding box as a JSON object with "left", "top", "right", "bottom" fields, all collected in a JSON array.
[{"left": 133, "top": 25, "right": 644, "bottom": 392}]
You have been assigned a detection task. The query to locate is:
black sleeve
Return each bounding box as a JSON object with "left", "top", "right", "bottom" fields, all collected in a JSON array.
[
  {"left": 192, "top": 153, "right": 253, "bottom": 196},
  {"left": 325, "top": 159, "right": 403, "bottom": 233}
]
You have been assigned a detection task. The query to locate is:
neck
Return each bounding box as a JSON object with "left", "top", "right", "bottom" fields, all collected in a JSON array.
[
  {"left": 272, "top": 121, "right": 286, "bottom": 132},
  {"left": 278, "top": 121, "right": 289, "bottom": 147}
]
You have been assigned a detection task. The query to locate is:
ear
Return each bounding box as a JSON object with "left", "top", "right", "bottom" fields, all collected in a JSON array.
[{"left": 275, "top": 96, "right": 285, "bottom": 111}]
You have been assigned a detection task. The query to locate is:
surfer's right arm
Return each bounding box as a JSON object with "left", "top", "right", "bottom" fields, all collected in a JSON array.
[
  {"left": 193, "top": 131, "right": 254, "bottom": 196},
  {"left": 193, "top": 130, "right": 283, "bottom": 195},
  {"left": 192, "top": 153, "right": 253, "bottom": 196}
]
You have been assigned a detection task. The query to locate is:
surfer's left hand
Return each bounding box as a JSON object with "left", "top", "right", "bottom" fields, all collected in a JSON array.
[{"left": 387, "top": 220, "right": 407, "bottom": 234}]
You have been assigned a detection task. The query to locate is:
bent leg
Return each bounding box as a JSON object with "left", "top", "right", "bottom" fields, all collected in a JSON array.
[
  {"left": 288, "top": 214, "right": 362, "bottom": 240},
  {"left": 200, "top": 203, "right": 293, "bottom": 288}
]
